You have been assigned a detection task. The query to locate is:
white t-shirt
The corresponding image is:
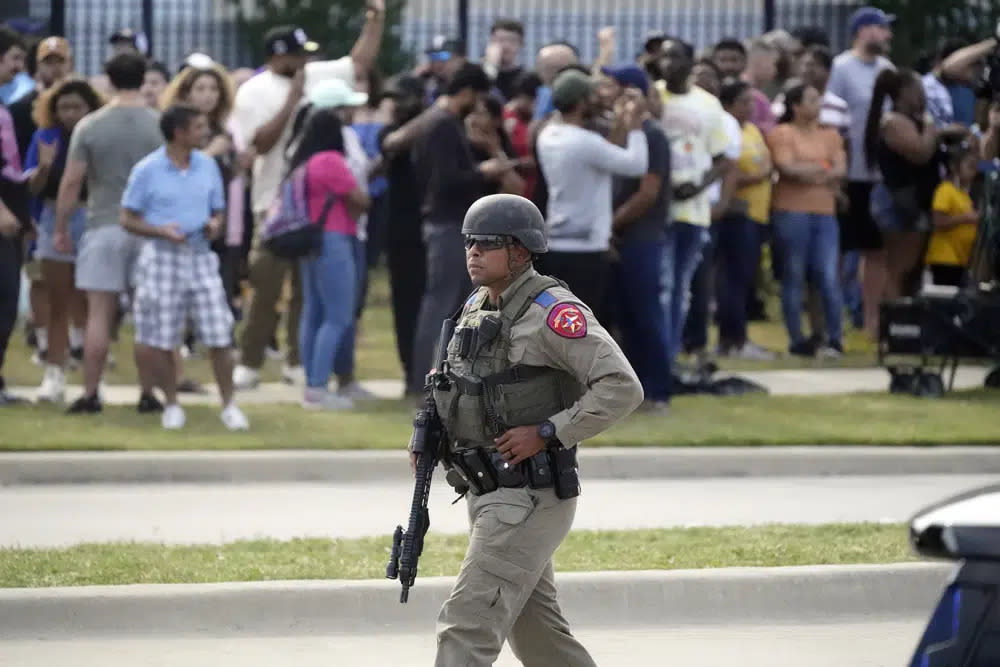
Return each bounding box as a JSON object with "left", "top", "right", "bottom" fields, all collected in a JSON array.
[
  {"left": 656, "top": 82, "right": 731, "bottom": 227},
  {"left": 708, "top": 111, "right": 743, "bottom": 206},
  {"left": 235, "top": 57, "right": 355, "bottom": 214}
]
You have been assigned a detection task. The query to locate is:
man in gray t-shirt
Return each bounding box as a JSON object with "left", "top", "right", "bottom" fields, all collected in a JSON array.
[{"left": 54, "top": 53, "right": 164, "bottom": 414}]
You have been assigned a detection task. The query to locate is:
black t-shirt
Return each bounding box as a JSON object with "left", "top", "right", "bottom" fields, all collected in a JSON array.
[
  {"left": 412, "top": 108, "right": 490, "bottom": 224},
  {"left": 612, "top": 119, "right": 672, "bottom": 243},
  {"left": 378, "top": 123, "right": 423, "bottom": 245},
  {"left": 494, "top": 66, "right": 524, "bottom": 102},
  {"left": 9, "top": 90, "right": 38, "bottom": 162}
]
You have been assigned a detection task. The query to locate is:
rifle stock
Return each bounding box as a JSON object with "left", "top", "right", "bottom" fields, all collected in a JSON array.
[{"left": 386, "top": 318, "right": 456, "bottom": 603}]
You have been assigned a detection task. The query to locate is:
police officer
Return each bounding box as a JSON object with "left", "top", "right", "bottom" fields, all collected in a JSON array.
[{"left": 421, "top": 193, "right": 644, "bottom": 666}]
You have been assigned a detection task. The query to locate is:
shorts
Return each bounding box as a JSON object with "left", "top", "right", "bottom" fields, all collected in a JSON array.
[
  {"left": 76, "top": 224, "right": 142, "bottom": 292},
  {"left": 133, "top": 242, "right": 233, "bottom": 351},
  {"left": 36, "top": 204, "right": 86, "bottom": 263},
  {"left": 839, "top": 181, "right": 882, "bottom": 252},
  {"left": 869, "top": 182, "right": 931, "bottom": 234}
]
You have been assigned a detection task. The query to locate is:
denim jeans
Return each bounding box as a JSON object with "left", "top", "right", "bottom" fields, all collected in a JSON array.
[
  {"left": 714, "top": 213, "right": 762, "bottom": 347},
  {"left": 334, "top": 236, "right": 366, "bottom": 380},
  {"left": 299, "top": 231, "right": 357, "bottom": 389},
  {"left": 661, "top": 221, "right": 710, "bottom": 374},
  {"left": 614, "top": 238, "right": 670, "bottom": 402},
  {"left": 771, "top": 211, "right": 843, "bottom": 347},
  {"left": 841, "top": 250, "right": 863, "bottom": 328}
]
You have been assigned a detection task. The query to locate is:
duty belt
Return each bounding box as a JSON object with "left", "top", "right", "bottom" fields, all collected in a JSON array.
[{"left": 447, "top": 446, "right": 580, "bottom": 500}]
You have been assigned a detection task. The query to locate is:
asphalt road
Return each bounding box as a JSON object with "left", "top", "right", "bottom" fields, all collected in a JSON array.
[
  {"left": 0, "top": 474, "right": 992, "bottom": 547},
  {"left": 0, "top": 619, "right": 926, "bottom": 666}
]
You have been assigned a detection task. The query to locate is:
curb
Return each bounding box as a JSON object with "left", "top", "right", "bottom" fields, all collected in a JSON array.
[
  {"left": 0, "top": 563, "right": 951, "bottom": 638},
  {"left": 3, "top": 446, "right": 1000, "bottom": 485}
]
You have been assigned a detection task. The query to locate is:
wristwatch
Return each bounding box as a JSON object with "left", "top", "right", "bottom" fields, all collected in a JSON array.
[{"left": 537, "top": 420, "right": 557, "bottom": 443}]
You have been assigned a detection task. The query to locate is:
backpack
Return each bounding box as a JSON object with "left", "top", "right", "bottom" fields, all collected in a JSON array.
[{"left": 259, "top": 162, "right": 335, "bottom": 259}]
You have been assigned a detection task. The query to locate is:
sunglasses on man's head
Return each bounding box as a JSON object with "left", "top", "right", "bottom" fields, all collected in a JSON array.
[{"left": 464, "top": 234, "right": 510, "bottom": 251}]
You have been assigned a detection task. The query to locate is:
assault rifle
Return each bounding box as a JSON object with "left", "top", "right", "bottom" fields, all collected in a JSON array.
[{"left": 386, "top": 319, "right": 455, "bottom": 603}]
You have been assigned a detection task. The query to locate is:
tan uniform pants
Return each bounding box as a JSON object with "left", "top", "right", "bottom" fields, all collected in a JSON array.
[
  {"left": 435, "top": 486, "right": 596, "bottom": 667},
  {"left": 239, "top": 213, "right": 302, "bottom": 368}
]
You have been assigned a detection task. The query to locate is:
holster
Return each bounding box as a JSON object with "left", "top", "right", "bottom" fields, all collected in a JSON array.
[{"left": 449, "top": 445, "right": 578, "bottom": 498}]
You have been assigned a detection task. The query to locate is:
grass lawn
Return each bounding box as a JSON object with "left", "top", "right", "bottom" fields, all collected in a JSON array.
[
  {"left": 4, "top": 269, "right": 883, "bottom": 391},
  {"left": 1, "top": 390, "right": 997, "bottom": 451},
  {"left": 0, "top": 523, "right": 914, "bottom": 588}
]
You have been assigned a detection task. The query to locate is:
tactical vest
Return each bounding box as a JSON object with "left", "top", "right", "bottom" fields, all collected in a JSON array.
[{"left": 433, "top": 274, "right": 584, "bottom": 453}]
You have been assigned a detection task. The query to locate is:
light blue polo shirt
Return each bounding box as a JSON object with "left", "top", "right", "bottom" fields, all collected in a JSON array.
[{"left": 122, "top": 146, "right": 225, "bottom": 253}]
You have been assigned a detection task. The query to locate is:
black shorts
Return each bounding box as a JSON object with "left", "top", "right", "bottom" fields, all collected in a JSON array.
[{"left": 839, "top": 181, "right": 883, "bottom": 252}]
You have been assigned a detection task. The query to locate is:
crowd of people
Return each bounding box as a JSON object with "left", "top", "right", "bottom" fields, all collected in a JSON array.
[{"left": 1, "top": 4, "right": 999, "bottom": 424}]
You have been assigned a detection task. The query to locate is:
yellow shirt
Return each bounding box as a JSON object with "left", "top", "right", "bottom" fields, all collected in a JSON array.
[
  {"left": 925, "top": 181, "right": 977, "bottom": 267},
  {"left": 734, "top": 123, "right": 772, "bottom": 224}
]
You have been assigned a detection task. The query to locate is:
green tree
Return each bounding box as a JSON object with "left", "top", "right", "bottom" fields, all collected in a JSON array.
[
  {"left": 230, "top": 0, "right": 411, "bottom": 75},
  {"left": 869, "top": 0, "right": 1000, "bottom": 67}
]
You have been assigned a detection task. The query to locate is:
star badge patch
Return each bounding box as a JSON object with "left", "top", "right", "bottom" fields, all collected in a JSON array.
[{"left": 546, "top": 303, "right": 587, "bottom": 339}]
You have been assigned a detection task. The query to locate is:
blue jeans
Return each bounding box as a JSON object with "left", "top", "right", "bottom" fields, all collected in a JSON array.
[
  {"left": 661, "top": 221, "right": 710, "bottom": 381},
  {"left": 841, "top": 250, "right": 863, "bottom": 328},
  {"left": 614, "top": 238, "right": 670, "bottom": 402},
  {"left": 771, "top": 211, "right": 843, "bottom": 347},
  {"left": 714, "top": 213, "right": 762, "bottom": 347},
  {"left": 299, "top": 231, "right": 357, "bottom": 389},
  {"left": 333, "top": 236, "right": 366, "bottom": 380}
]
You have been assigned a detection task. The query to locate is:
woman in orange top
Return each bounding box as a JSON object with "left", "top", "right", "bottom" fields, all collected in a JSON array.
[{"left": 766, "top": 83, "right": 847, "bottom": 358}]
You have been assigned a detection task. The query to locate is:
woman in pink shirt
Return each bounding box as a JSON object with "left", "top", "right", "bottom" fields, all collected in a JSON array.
[{"left": 286, "top": 109, "right": 370, "bottom": 410}]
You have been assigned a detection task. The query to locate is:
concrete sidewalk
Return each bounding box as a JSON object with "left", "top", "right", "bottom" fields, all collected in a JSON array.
[
  {"left": 7, "top": 365, "right": 993, "bottom": 406},
  {"left": 0, "top": 563, "right": 951, "bottom": 639},
  {"left": 4, "top": 446, "right": 1000, "bottom": 486}
]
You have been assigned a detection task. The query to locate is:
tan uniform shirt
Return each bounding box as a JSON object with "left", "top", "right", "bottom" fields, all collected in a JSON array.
[{"left": 490, "top": 268, "right": 644, "bottom": 445}]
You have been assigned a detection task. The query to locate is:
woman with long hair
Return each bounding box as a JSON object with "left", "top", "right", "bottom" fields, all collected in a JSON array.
[
  {"left": 766, "top": 82, "right": 847, "bottom": 358},
  {"left": 863, "top": 68, "right": 960, "bottom": 334},
  {"left": 288, "top": 109, "right": 371, "bottom": 410},
  {"left": 26, "top": 78, "right": 103, "bottom": 402}
]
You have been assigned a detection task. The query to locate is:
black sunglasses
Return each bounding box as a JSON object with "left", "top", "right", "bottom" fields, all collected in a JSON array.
[{"left": 463, "top": 234, "right": 510, "bottom": 251}]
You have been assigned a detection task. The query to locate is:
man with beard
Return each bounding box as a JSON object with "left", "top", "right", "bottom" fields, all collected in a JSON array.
[
  {"left": 407, "top": 63, "right": 514, "bottom": 396},
  {"left": 535, "top": 69, "right": 647, "bottom": 317},
  {"left": 828, "top": 6, "right": 895, "bottom": 339}
]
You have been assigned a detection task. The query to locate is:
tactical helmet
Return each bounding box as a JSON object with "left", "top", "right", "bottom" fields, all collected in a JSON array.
[{"left": 461, "top": 194, "right": 548, "bottom": 254}]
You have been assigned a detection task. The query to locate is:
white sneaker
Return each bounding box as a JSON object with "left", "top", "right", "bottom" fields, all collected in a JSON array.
[
  {"left": 282, "top": 364, "right": 305, "bottom": 386},
  {"left": 221, "top": 403, "right": 250, "bottom": 431},
  {"left": 232, "top": 364, "right": 260, "bottom": 390},
  {"left": 37, "top": 365, "right": 65, "bottom": 403},
  {"left": 337, "top": 382, "right": 378, "bottom": 401},
  {"left": 734, "top": 342, "right": 777, "bottom": 361},
  {"left": 302, "top": 388, "right": 354, "bottom": 411},
  {"left": 162, "top": 404, "right": 186, "bottom": 430}
]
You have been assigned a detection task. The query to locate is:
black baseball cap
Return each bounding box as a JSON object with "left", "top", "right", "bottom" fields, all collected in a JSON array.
[
  {"left": 426, "top": 35, "right": 466, "bottom": 61},
  {"left": 383, "top": 74, "right": 426, "bottom": 99},
  {"left": 109, "top": 28, "right": 149, "bottom": 55},
  {"left": 264, "top": 25, "right": 319, "bottom": 56}
]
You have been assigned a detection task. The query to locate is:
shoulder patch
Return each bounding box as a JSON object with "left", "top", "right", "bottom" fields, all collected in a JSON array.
[
  {"left": 533, "top": 290, "right": 558, "bottom": 308},
  {"left": 546, "top": 303, "right": 588, "bottom": 339}
]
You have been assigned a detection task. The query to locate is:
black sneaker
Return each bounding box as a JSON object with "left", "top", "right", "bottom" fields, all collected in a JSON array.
[
  {"left": 789, "top": 340, "right": 817, "bottom": 358},
  {"left": 137, "top": 392, "right": 164, "bottom": 413},
  {"left": 67, "top": 394, "right": 102, "bottom": 414}
]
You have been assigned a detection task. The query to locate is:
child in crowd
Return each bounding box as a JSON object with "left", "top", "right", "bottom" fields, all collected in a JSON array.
[{"left": 926, "top": 147, "right": 979, "bottom": 287}]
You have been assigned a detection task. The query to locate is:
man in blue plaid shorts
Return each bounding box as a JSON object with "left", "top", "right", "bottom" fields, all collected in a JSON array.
[{"left": 120, "top": 104, "right": 249, "bottom": 431}]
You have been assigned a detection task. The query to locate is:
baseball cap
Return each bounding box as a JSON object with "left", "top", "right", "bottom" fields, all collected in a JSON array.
[
  {"left": 601, "top": 64, "right": 649, "bottom": 95},
  {"left": 643, "top": 31, "right": 667, "bottom": 52},
  {"left": 37, "top": 36, "right": 71, "bottom": 62},
  {"left": 849, "top": 7, "right": 895, "bottom": 35},
  {"left": 426, "top": 35, "right": 465, "bottom": 61},
  {"left": 552, "top": 69, "right": 594, "bottom": 109},
  {"left": 264, "top": 26, "right": 319, "bottom": 56},
  {"left": 308, "top": 78, "right": 368, "bottom": 109},
  {"left": 109, "top": 28, "right": 149, "bottom": 55}
]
